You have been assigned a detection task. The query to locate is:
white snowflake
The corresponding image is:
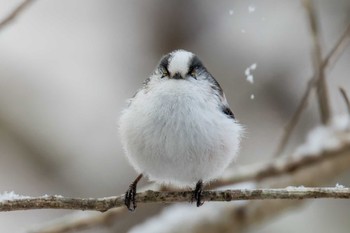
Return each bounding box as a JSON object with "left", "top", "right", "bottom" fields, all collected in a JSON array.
[
  {"left": 244, "top": 63, "right": 257, "bottom": 84},
  {"left": 248, "top": 5, "right": 256, "bottom": 13}
]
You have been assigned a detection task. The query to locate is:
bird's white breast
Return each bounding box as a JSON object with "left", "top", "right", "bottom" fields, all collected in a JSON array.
[{"left": 119, "top": 79, "right": 242, "bottom": 187}]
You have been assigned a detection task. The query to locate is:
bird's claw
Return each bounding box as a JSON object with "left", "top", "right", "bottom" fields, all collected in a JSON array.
[
  {"left": 124, "top": 174, "right": 143, "bottom": 211},
  {"left": 192, "top": 180, "right": 204, "bottom": 207},
  {"left": 125, "top": 184, "right": 137, "bottom": 211}
]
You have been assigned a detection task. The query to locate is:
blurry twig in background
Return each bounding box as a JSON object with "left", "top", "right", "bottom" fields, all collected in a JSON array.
[
  {"left": 209, "top": 144, "right": 350, "bottom": 189},
  {"left": 29, "top": 208, "right": 126, "bottom": 233},
  {"left": 274, "top": 23, "right": 350, "bottom": 157},
  {"left": 0, "top": 0, "right": 36, "bottom": 32},
  {"left": 303, "top": 0, "right": 331, "bottom": 124},
  {"left": 339, "top": 87, "right": 350, "bottom": 116}
]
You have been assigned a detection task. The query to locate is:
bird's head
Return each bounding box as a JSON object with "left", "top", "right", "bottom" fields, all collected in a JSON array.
[{"left": 156, "top": 50, "right": 204, "bottom": 80}]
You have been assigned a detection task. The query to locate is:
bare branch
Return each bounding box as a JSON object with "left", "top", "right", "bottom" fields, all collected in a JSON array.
[
  {"left": 339, "top": 87, "right": 350, "bottom": 116},
  {"left": 0, "top": 0, "right": 36, "bottom": 32},
  {"left": 303, "top": 0, "right": 331, "bottom": 124},
  {"left": 29, "top": 208, "right": 126, "bottom": 233},
  {"left": 324, "top": 25, "right": 350, "bottom": 70},
  {"left": 274, "top": 23, "right": 350, "bottom": 157},
  {"left": 1, "top": 187, "right": 350, "bottom": 213}
]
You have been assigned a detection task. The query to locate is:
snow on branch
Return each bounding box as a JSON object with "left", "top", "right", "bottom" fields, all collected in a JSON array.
[
  {"left": 1, "top": 187, "right": 350, "bottom": 213},
  {"left": 30, "top": 118, "right": 350, "bottom": 233}
]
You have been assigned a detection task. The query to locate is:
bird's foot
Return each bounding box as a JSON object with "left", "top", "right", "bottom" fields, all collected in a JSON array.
[
  {"left": 124, "top": 174, "right": 143, "bottom": 211},
  {"left": 192, "top": 180, "right": 204, "bottom": 207}
]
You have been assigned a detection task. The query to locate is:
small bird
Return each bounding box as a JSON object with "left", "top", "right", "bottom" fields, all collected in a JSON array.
[{"left": 119, "top": 50, "right": 243, "bottom": 211}]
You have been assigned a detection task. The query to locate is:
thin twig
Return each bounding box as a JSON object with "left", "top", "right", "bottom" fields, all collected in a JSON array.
[
  {"left": 1, "top": 187, "right": 350, "bottom": 213},
  {"left": 303, "top": 0, "right": 331, "bottom": 124},
  {"left": 323, "top": 25, "right": 350, "bottom": 70},
  {"left": 339, "top": 87, "right": 350, "bottom": 116},
  {"left": 29, "top": 208, "right": 126, "bottom": 233},
  {"left": 0, "top": 0, "right": 36, "bottom": 32},
  {"left": 274, "top": 23, "right": 350, "bottom": 157}
]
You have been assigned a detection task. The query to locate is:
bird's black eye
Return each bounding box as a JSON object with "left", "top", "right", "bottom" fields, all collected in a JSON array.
[
  {"left": 160, "top": 67, "right": 169, "bottom": 78},
  {"left": 188, "top": 66, "right": 198, "bottom": 79}
]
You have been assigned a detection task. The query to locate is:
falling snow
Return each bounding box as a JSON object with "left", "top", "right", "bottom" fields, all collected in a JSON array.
[
  {"left": 245, "top": 63, "right": 257, "bottom": 84},
  {"left": 250, "top": 94, "right": 255, "bottom": 100},
  {"left": 248, "top": 5, "right": 256, "bottom": 13},
  {"left": 246, "top": 75, "right": 254, "bottom": 83},
  {"left": 229, "top": 9, "right": 234, "bottom": 15}
]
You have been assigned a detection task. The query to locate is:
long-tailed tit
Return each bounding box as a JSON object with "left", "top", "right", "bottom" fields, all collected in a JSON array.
[{"left": 119, "top": 50, "right": 243, "bottom": 210}]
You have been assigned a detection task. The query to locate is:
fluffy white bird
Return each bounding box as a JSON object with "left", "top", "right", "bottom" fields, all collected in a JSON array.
[{"left": 119, "top": 50, "right": 243, "bottom": 210}]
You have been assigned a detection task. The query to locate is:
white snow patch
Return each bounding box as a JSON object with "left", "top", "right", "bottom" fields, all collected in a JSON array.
[
  {"left": 336, "top": 183, "right": 345, "bottom": 188},
  {"left": 216, "top": 181, "right": 256, "bottom": 191},
  {"left": 250, "top": 94, "right": 255, "bottom": 100},
  {"left": 246, "top": 75, "right": 254, "bottom": 84},
  {"left": 245, "top": 63, "right": 257, "bottom": 84},
  {"left": 248, "top": 5, "right": 256, "bottom": 13},
  {"left": 293, "top": 115, "right": 350, "bottom": 157},
  {"left": 229, "top": 9, "right": 234, "bottom": 15},
  {"left": 286, "top": 185, "right": 306, "bottom": 191},
  {"left": 0, "top": 191, "right": 30, "bottom": 202}
]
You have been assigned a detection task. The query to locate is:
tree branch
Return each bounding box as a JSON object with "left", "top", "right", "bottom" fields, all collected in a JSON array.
[
  {"left": 211, "top": 142, "right": 350, "bottom": 189},
  {"left": 339, "top": 87, "right": 350, "bottom": 116},
  {"left": 1, "top": 187, "right": 350, "bottom": 213},
  {"left": 303, "top": 0, "right": 331, "bottom": 124},
  {"left": 274, "top": 23, "right": 350, "bottom": 157},
  {"left": 0, "top": 0, "right": 36, "bottom": 32},
  {"left": 32, "top": 127, "right": 350, "bottom": 233}
]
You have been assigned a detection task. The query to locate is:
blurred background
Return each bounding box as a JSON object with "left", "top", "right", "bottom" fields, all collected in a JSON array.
[{"left": 0, "top": 0, "right": 350, "bottom": 232}]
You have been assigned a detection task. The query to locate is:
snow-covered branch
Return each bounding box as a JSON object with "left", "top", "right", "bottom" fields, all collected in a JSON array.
[
  {"left": 31, "top": 117, "right": 350, "bottom": 233},
  {"left": 1, "top": 187, "right": 350, "bottom": 213}
]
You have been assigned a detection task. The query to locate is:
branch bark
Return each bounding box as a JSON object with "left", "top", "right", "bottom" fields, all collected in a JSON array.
[
  {"left": 303, "top": 0, "right": 331, "bottom": 124},
  {"left": 339, "top": 87, "right": 350, "bottom": 115},
  {"left": 1, "top": 187, "right": 350, "bottom": 213},
  {"left": 0, "top": 0, "right": 36, "bottom": 32}
]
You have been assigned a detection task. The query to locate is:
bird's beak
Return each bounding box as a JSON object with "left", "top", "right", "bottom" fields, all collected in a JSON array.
[{"left": 172, "top": 73, "right": 183, "bottom": 80}]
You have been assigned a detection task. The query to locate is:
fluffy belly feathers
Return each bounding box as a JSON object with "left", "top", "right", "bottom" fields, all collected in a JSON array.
[{"left": 119, "top": 80, "right": 242, "bottom": 187}]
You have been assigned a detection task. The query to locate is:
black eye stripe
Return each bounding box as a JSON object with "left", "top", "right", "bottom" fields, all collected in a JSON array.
[
  {"left": 188, "top": 65, "right": 199, "bottom": 74},
  {"left": 189, "top": 56, "right": 203, "bottom": 70},
  {"left": 159, "top": 54, "right": 171, "bottom": 72}
]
